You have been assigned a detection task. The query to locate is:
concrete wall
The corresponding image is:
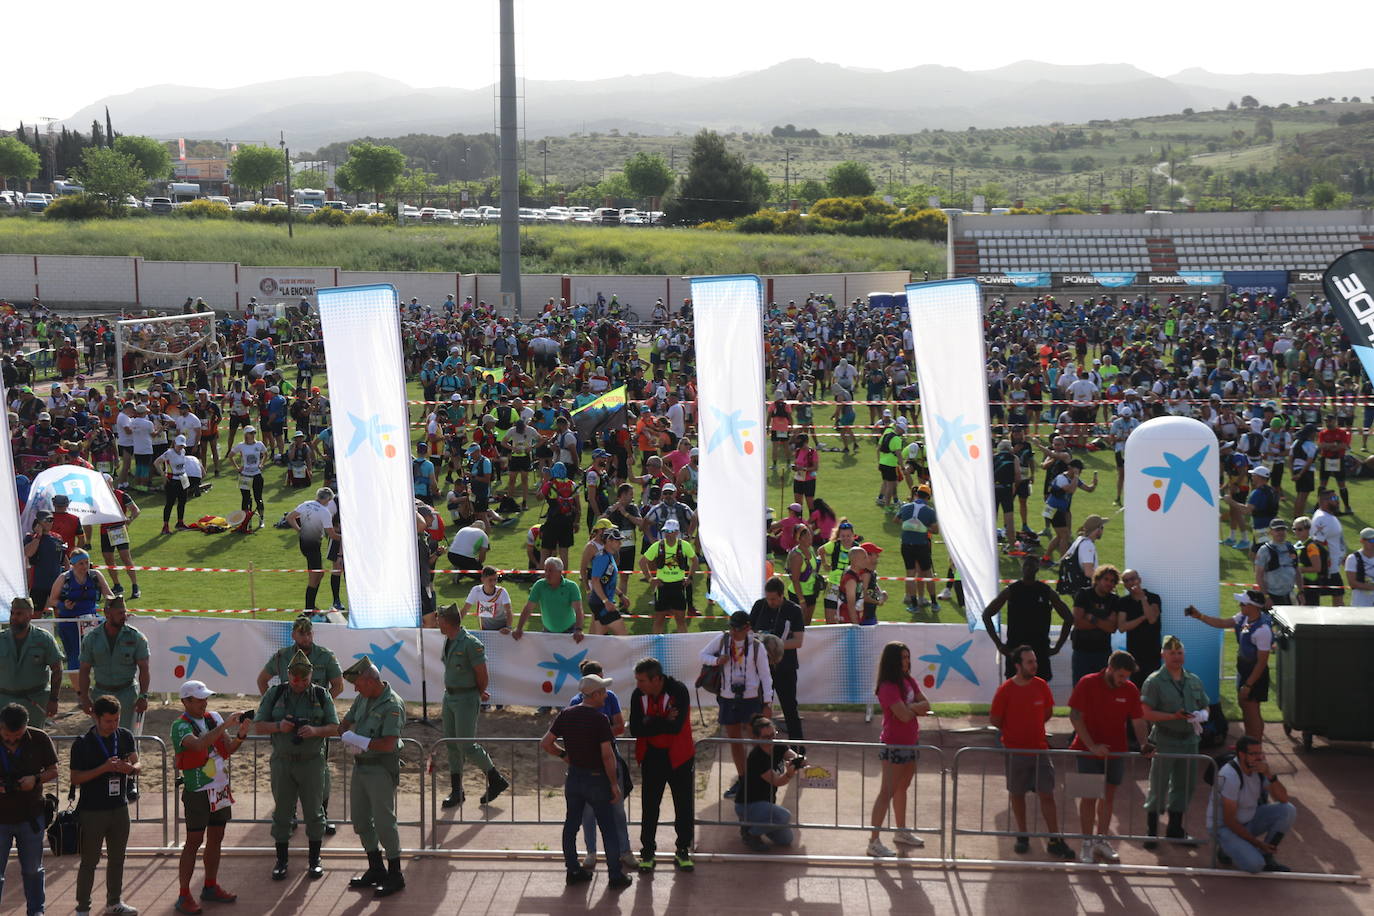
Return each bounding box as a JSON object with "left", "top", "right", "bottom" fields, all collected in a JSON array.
[{"left": 0, "top": 254, "right": 914, "bottom": 317}]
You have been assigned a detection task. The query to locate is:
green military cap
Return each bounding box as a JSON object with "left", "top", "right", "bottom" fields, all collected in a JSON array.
[
  {"left": 287, "top": 648, "right": 314, "bottom": 673},
  {"left": 436, "top": 602, "right": 461, "bottom": 623},
  {"left": 292, "top": 614, "right": 314, "bottom": 633},
  {"left": 343, "top": 655, "right": 381, "bottom": 684}
]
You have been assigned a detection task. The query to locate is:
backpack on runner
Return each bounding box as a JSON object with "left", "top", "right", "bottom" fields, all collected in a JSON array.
[{"left": 1056, "top": 537, "right": 1090, "bottom": 595}]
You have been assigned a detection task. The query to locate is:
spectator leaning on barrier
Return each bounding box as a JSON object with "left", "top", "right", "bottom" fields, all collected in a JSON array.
[
  {"left": 1139, "top": 636, "right": 1210, "bottom": 851},
  {"left": 541, "top": 674, "right": 633, "bottom": 890},
  {"left": 0, "top": 702, "right": 58, "bottom": 916},
  {"left": 628, "top": 656, "right": 695, "bottom": 874},
  {"left": 1208, "top": 735, "right": 1296, "bottom": 873},
  {"left": 1068, "top": 650, "right": 1153, "bottom": 866},
  {"left": 1186, "top": 591, "right": 1273, "bottom": 740},
  {"left": 735, "top": 714, "right": 799, "bottom": 852},
  {"left": 69, "top": 694, "right": 139, "bottom": 916},
  {"left": 511, "top": 557, "right": 585, "bottom": 643},
  {"left": 989, "top": 645, "right": 1075, "bottom": 860},
  {"left": 983, "top": 554, "right": 1074, "bottom": 682},
  {"left": 567, "top": 659, "right": 634, "bottom": 873}
]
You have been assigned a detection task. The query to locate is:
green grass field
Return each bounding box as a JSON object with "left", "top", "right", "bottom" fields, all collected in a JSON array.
[
  {"left": 0, "top": 219, "right": 943, "bottom": 277},
  {"left": 94, "top": 368, "right": 1347, "bottom": 724}
]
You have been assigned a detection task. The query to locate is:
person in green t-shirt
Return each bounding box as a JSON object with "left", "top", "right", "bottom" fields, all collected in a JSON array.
[
  {"left": 512, "top": 557, "right": 585, "bottom": 640},
  {"left": 876, "top": 417, "right": 908, "bottom": 510}
]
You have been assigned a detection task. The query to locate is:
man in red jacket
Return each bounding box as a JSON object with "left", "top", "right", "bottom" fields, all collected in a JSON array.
[{"left": 628, "top": 657, "right": 695, "bottom": 873}]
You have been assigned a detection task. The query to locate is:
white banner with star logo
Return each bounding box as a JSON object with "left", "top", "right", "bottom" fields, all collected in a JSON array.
[
  {"left": 36, "top": 617, "right": 997, "bottom": 705},
  {"left": 1125, "top": 416, "right": 1223, "bottom": 698},
  {"left": 318, "top": 284, "right": 421, "bottom": 629},
  {"left": 906, "top": 279, "right": 999, "bottom": 630},
  {"left": 691, "top": 275, "right": 766, "bottom": 614}
]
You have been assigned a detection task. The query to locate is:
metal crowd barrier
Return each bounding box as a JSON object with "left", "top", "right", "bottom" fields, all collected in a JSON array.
[
  {"left": 950, "top": 745, "right": 1220, "bottom": 866},
  {"left": 49, "top": 734, "right": 171, "bottom": 849},
  {"left": 424, "top": 735, "right": 944, "bottom": 857}
]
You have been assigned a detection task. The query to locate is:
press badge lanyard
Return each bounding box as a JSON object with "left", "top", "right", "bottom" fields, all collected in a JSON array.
[{"left": 99, "top": 731, "right": 123, "bottom": 796}]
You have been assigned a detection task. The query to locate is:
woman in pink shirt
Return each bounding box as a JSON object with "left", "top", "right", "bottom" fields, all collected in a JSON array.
[
  {"left": 867, "top": 641, "right": 930, "bottom": 857},
  {"left": 663, "top": 437, "right": 693, "bottom": 476}
]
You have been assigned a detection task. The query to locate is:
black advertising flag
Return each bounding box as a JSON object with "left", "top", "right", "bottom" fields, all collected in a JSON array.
[{"left": 1323, "top": 248, "right": 1374, "bottom": 384}]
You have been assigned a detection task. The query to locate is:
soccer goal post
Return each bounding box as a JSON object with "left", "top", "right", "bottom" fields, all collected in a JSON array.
[{"left": 114, "top": 311, "right": 218, "bottom": 392}]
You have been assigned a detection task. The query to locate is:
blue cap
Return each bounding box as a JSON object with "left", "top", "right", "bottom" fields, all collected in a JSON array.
[{"left": 551, "top": 462, "right": 567, "bottom": 479}]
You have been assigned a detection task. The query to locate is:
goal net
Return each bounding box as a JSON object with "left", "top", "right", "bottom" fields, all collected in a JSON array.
[{"left": 115, "top": 311, "right": 218, "bottom": 391}]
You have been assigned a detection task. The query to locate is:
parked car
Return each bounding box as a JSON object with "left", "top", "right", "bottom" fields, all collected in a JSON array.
[
  {"left": 517, "top": 207, "right": 544, "bottom": 223},
  {"left": 147, "top": 197, "right": 174, "bottom": 214},
  {"left": 319, "top": 200, "right": 348, "bottom": 211},
  {"left": 592, "top": 207, "right": 621, "bottom": 225},
  {"left": 542, "top": 208, "right": 570, "bottom": 222},
  {"left": 568, "top": 206, "right": 593, "bottom": 222},
  {"left": 419, "top": 207, "right": 437, "bottom": 221},
  {"left": 478, "top": 206, "right": 498, "bottom": 221},
  {"left": 458, "top": 208, "right": 481, "bottom": 222},
  {"left": 401, "top": 205, "right": 421, "bottom": 221},
  {"left": 620, "top": 212, "right": 645, "bottom": 225},
  {"left": 0, "top": 191, "right": 17, "bottom": 211},
  {"left": 206, "top": 196, "right": 231, "bottom": 207},
  {"left": 433, "top": 208, "right": 455, "bottom": 223},
  {"left": 232, "top": 201, "right": 257, "bottom": 211}
]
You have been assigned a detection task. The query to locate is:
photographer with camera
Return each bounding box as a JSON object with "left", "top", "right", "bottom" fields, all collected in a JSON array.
[
  {"left": 69, "top": 694, "right": 140, "bottom": 916},
  {"left": 735, "top": 715, "right": 799, "bottom": 851},
  {"left": 254, "top": 650, "right": 338, "bottom": 881},
  {"left": 171, "top": 681, "right": 250, "bottom": 915},
  {"left": 0, "top": 702, "right": 58, "bottom": 916}
]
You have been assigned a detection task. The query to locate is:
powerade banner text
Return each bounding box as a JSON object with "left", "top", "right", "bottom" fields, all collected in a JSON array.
[
  {"left": 690, "top": 275, "right": 766, "bottom": 615},
  {"left": 1225, "top": 270, "right": 1288, "bottom": 300},
  {"left": 905, "top": 279, "right": 999, "bottom": 630},
  {"left": 35, "top": 618, "right": 998, "bottom": 705},
  {"left": 1323, "top": 249, "right": 1374, "bottom": 384},
  {"left": 317, "top": 284, "right": 421, "bottom": 629}
]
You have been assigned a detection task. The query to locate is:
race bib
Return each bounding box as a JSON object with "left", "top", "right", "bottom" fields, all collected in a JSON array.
[
  {"left": 207, "top": 782, "right": 234, "bottom": 812},
  {"left": 106, "top": 525, "right": 130, "bottom": 547},
  {"left": 1324, "top": 458, "right": 1342, "bottom": 472}
]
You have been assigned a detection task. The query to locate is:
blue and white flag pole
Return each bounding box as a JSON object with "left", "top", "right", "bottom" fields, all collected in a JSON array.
[
  {"left": 317, "top": 284, "right": 422, "bottom": 629},
  {"left": 691, "top": 275, "right": 766, "bottom": 614},
  {"left": 905, "top": 279, "right": 999, "bottom": 630}
]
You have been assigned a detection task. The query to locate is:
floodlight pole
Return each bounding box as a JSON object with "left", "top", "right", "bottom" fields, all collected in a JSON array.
[
  {"left": 281, "top": 132, "right": 293, "bottom": 239},
  {"left": 498, "top": 0, "right": 521, "bottom": 316}
]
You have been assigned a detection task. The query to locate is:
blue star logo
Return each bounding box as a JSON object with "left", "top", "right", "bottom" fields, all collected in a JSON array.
[
  {"left": 1141, "top": 446, "right": 1214, "bottom": 512},
  {"left": 933, "top": 413, "right": 980, "bottom": 461},
  {"left": 918, "top": 640, "right": 979, "bottom": 689},
  {"left": 170, "top": 633, "right": 227, "bottom": 679},
  {"left": 345, "top": 412, "right": 399, "bottom": 458},
  {"left": 538, "top": 648, "right": 589, "bottom": 694},
  {"left": 355, "top": 642, "right": 410, "bottom": 684},
  {"left": 705, "top": 406, "right": 758, "bottom": 455}
]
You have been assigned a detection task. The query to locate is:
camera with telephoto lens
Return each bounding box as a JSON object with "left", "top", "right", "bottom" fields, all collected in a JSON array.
[
  {"left": 239, "top": 710, "right": 255, "bottom": 722},
  {"left": 790, "top": 755, "right": 807, "bottom": 771}
]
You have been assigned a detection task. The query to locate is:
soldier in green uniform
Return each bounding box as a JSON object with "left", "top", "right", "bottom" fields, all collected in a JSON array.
[
  {"left": 256, "top": 649, "right": 338, "bottom": 881},
  {"left": 256, "top": 615, "right": 344, "bottom": 834},
  {"left": 76, "top": 597, "right": 150, "bottom": 730},
  {"left": 1139, "top": 635, "right": 1211, "bottom": 850},
  {"left": 435, "top": 603, "right": 509, "bottom": 809},
  {"left": 314, "top": 657, "right": 407, "bottom": 897},
  {"left": 0, "top": 597, "right": 65, "bottom": 728}
]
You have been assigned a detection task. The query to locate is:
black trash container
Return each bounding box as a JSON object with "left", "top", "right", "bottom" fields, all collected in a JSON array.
[{"left": 1271, "top": 605, "right": 1374, "bottom": 750}]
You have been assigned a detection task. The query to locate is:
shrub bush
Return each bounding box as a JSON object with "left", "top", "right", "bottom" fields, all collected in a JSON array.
[
  {"left": 694, "top": 219, "right": 736, "bottom": 231},
  {"left": 43, "top": 195, "right": 113, "bottom": 220},
  {"left": 308, "top": 207, "right": 347, "bottom": 226},
  {"left": 233, "top": 204, "right": 289, "bottom": 224},
  {"left": 890, "top": 208, "right": 948, "bottom": 241},
  {"left": 736, "top": 209, "right": 783, "bottom": 234},
  {"left": 178, "top": 199, "right": 232, "bottom": 220},
  {"left": 810, "top": 196, "right": 897, "bottom": 221}
]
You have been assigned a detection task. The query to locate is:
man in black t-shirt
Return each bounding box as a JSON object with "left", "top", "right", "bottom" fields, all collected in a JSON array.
[
  {"left": 736, "top": 715, "right": 800, "bottom": 851},
  {"left": 983, "top": 555, "right": 1074, "bottom": 681},
  {"left": 1115, "top": 569, "right": 1162, "bottom": 687},
  {"left": 749, "top": 577, "right": 806, "bottom": 748},
  {"left": 1071, "top": 566, "right": 1121, "bottom": 686},
  {"left": 70, "top": 695, "right": 140, "bottom": 916}
]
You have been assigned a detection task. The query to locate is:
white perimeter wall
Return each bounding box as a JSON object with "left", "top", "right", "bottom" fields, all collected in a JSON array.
[{"left": 0, "top": 254, "right": 910, "bottom": 316}]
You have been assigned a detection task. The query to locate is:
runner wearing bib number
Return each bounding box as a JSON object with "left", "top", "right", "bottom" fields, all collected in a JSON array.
[
  {"left": 229, "top": 427, "right": 267, "bottom": 527},
  {"left": 99, "top": 480, "right": 141, "bottom": 599}
]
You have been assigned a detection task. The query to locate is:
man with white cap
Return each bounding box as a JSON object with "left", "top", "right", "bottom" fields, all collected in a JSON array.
[
  {"left": 540, "top": 673, "right": 633, "bottom": 890},
  {"left": 1343, "top": 527, "right": 1374, "bottom": 607},
  {"left": 309, "top": 656, "right": 407, "bottom": 897},
  {"left": 640, "top": 518, "right": 698, "bottom": 634},
  {"left": 1107, "top": 404, "right": 1140, "bottom": 505},
  {"left": 171, "top": 681, "right": 250, "bottom": 915},
  {"left": 228, "top": 425, "right": 267, "bottom": 528}
]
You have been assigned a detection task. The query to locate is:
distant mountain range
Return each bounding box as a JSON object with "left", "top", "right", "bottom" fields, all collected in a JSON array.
[{"left": 60, "top": 60, "right": 1374, "bottom": 147}]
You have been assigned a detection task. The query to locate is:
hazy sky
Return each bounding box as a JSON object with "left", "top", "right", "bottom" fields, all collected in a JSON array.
[{"left": 4, "top": 0, "right": 1360, "bottom": 128}]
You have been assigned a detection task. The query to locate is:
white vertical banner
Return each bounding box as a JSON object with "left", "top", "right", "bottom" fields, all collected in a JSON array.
[
  {"left": 0, "top": 406, "right": 25, "bottom": 618},
  {"left": 1124, "top": 416, "right": 1223, "bottom": 698},
  {"left": 317, "top": 284, "right": 421, "bottom": 629},
  {"left": 905, "top": 279, "right": 998, "bottom": 629},
  {"left": 691, "top": 274, "right": 766, "bottom": 614}
]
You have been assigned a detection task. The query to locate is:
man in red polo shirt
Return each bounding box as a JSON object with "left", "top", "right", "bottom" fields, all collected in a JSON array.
[
  {"left": 1068, "top": 650, "right": 1152, "bottom": 865},
  {"left": 1316, "top": 413, "right": 1351, "bottom": 513},
  {"left": 990, "top": 646, "right": 1074, "bottom": 860}
]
